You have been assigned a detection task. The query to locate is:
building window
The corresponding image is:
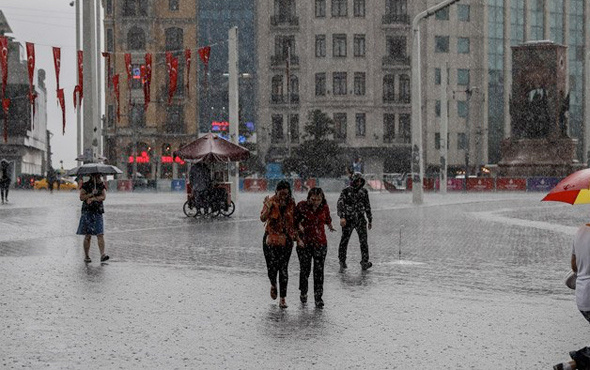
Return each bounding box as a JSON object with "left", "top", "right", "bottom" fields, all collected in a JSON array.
[
  {"left": 127, "top": 27, "right": 145, "bottom": 50},
  {"left": 435, "top": 100, "right": 441, "bottom": 117},
  {"left": 435, "top": 68, "right": 441, "bottom": 85},
  {"left": 457, "top": 37, "right": 470, "bottom": 54},
  {"left": 169, "top": 0, "right": 179, "bottom": 11},
  {"left": 274, "top": 35, "right": 296, "bottom": 61},
  {"left": 399, "top": 74, "right": 410, "bottom": 103},
  {"left": 289, "top": 114, "right": 299, "bottom": 143},
  {"left": 333, "top": 113, "right": 347, "bottom": 140},
  {"left": 333, "top": 34, "right": 347, "bottom": 57},
  {"left": 383, "top": 74, "right": 395, "bottom": 102},
  {"left": 355, "top": 113, "right": 366, "bottom": 137},
  {"left": 123, "top": 0, "right": 147, "bottom": 16},
  {"left": 458, "top": 100, "right": 468, "bottom": 118},
  {"left": 353, "top": 0, "right": 365, "bottom": 17},
  {"left": 435, "top": 7, "right": 449, "bottom": 20},
  {"left": 383, "top": 113, "right": 395, "bottom": 143},
  {"left": 315, "top": 35, "right": 326, "bottom": 57},
  {"left": 354, "top": 72, "right": 366, "bottom": 96},
  {"left": 107, "top": 104, "right": 115, "bottom": 127},
  {"left": 166, "top": 105, "right": 184, "bottom": 133},
  {"left": 272, "top": 114, "right": 284, "bottom": 142},
  {"left": 353, "top": 34, "right": 365, "bottom": 57},
  {"left": 331, "top": 0, "right": 347, "bottom": 17},
  {"left": 315, "top": 73, "right": 326, "bottom": 96},
  {"left": 130, "top": 64, "right": 143, "bottom": 89},
  {"left": 399, "top": 114, "right": 411, "bottom": 143},
  {"left": 165, "top": 27, "right": 183, "bottom": 51},
  {"left": 386, "top": 0, "right": 407, "bottom": 16},
  {"left": 457, "top": 132, "right": 467, "bottom": 150},
  {"left": 457, "top": 69, "right": 470, "bottom": 86},
  {"left": 458, "top": 4, "right": 470, "bottom": 22},
  {"left": 315, "top": 0, "right": 326, "bottom": 17},
  {"left": 435, "top": 133, "right": 440, "bottom": 150},
  {"left": 435, "top": 36, "right": 450, "bottom": 53},
  {"left": 333, "top": 72, "right": 347, "bottom": 95},
  {"left": 106, "top": 0, "right": 113, "bottom": 15},
  {"left": 106, "top": 29, "right": 114, "bottom": 52},
  {"left": 289, "top": 75, "right": 299, "bottom": 102},
  {"left": 130, "top": 103, "right": 145, "bottom": 128},
  {"left": 386, "top": 36, "right": 406, "bottom": 58},
  {"left": 271, "top": 75, "right": 284, "bottom": 102}
]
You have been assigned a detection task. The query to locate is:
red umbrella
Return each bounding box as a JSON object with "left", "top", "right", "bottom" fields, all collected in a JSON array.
[
  {"left": 542, "top": 168, "right": 590, "bottom": 205},
  {"left": 174, "top": 133, "right": 250, "bottom": 163}
]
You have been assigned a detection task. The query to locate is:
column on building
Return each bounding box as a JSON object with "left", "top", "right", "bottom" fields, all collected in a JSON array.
[
  {"left": 584, "top": 1, "right": 590, "bottom": 164},
  {"left": 503, "top": 0, "right": 511, "bottom": 139}
]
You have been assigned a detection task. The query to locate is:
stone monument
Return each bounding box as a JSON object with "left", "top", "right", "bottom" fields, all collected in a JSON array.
[{"left": 498, "top": 41, "right": 582, "bottom": 177}]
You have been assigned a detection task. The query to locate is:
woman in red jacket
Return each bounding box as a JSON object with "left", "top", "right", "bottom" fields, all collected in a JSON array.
[
  {"left": 260, "top": 180, "right": 299, "bottom": 308},
  {"left": 295, "top": 187, "right": 335, "bottom": 308}
]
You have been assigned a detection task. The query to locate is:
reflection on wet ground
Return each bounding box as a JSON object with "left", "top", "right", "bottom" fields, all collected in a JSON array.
[{"left": 1, "top": 190, "right": 587, "bottom": 367}]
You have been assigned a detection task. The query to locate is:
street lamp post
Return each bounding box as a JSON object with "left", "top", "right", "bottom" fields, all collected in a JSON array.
[
  {"left": 411, "top": 0, "right": 461, "bottom": 205},
  {"left": 463, "top": 86, "right": 478, "bottom": 191}
]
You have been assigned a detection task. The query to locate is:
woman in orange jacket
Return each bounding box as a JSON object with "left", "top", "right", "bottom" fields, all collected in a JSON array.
[{"left": 260, "top": 180, "right": 300, "bottom": 308}]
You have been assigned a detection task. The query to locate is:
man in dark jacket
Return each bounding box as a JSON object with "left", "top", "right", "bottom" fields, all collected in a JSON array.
[{"left": 337, "top": 172, "right": 372, "bottom": 271}]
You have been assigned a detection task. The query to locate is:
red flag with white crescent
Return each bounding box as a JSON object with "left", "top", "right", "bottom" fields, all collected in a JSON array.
[
  {"left": 52, "top": 47, "right": 61, "bottom": 91},
  {"left": 0, "top": 36, "right": 8, "bottom": 100},
  {"left": 25, "top": 42, "right": 37, "bottom": 120},
  {"left": 112, "top": 74, "right": 120, "bottom": 122},
  {"left": 124, "top": 53, "right": 132, "bottom": 104},
  {"left": 198, "top": 46, "right": 211, "bottom": 91},
  {"left": 185, "top": 48, "right": 191, "bottom": 94},
  {"left": 168, "top": 57, "right": 178, "bottom": 105},
  {"left": 145, "top": 53, "right": 152, "bottom": 111},
  {"left": 73, "top": 50, "right": 83, "bottom": 108},
  {"left": 57, "top": 88, "right": 66, "bottom": 134}
]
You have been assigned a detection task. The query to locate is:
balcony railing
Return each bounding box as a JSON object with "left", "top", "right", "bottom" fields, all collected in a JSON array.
[
  {"left": 381, "top": 14, "right": 410, "bottom": 24},
  {"left": 270, "top": 15, "right": 299, "bottom": 26},
  {"left": 271, "top": 55, "right": 299, "bottom": 67},
  {"left": 270, "top": 94, "right": 300, "bottom": 104},
  {"left": 382, "top": 55, "right": 410, "bottom": 66}
]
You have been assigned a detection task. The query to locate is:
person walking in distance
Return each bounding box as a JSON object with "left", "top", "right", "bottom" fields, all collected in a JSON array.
[
  {"left": 295, "top": 187, "right": 335, "bottom": 308},
  {"left": 260, "top": 180, "right": 299, "bottom": 308},
  {"left": 0, "top": 160, "right": 11, "bottom": 204},
  {"left": 77, "top": 173, "right": 109, "bottom": 263},
  {"left": 337, "top": 172, "right": 373, "bottom": 271}
]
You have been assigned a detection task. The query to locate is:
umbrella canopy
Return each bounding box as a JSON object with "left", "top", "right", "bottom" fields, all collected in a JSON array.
[
  {"left": 66, "top": 163, "right": 123, "bottom": 176},
  {"left": 542, "top": 168, "right": 590, "bottom": 204},
  {"left": 174, "top": 133, "right": 250, "bottom": 163}
]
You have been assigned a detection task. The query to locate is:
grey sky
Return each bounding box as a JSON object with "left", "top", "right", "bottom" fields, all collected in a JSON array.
[{"left": 0, "top": 0, "right": 80, "bottom": 169}]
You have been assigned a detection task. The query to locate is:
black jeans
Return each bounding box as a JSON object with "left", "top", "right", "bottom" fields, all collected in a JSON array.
[
  {"left": 263, "top": 233, "right": 293, "bottom": 298},
  {"left": 0, "top": 180, "right": 8, "bottom": 201},
  {"left": 338, "top": 219, "right": 369, "bottom": 265},
  {"left": 296, "top": 244, "right": 327, "bottom": 300}
]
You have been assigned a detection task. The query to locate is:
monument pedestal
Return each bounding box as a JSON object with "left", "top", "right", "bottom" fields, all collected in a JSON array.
[{"left": 497, "top": 137, "right": 583, "bottom": 177}]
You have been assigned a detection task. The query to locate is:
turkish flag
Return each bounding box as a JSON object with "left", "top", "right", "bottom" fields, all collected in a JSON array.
[
  {"left": 185, "top": 48, "right": 191, "bottom": 94},
  {"left": 0, "top": 36, "right": 8, "bottom": 100},
  {"left": 57, "top": 88, "right": 66, "bottom": 134},
  {"left": 25, "top": 42, "right": 37, "bottom": 121},
  {"left": 124, "top": 53, "right": 132, "bottom": 104},
  {"left": 73, "top": 50, "right": 83, "bottom": 108},
  {"left": 168, "top": 57, "right": 178, "bottom": 105},
  {"left": 144, "top": 53, "right": 152, "bottom": 111},
  {"left": 112, "top": 74, "right": 120, "bottom": 122},
  {"left": 198, "top": 46, "right": 211, "bottom": 91},
  {"left": 52, "top": 47, "right": 61, "bottom": 91}
]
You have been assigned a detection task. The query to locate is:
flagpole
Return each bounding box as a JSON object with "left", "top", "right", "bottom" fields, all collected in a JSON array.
[
  {"left": 228, "top": 27, "right": 239, "bottom": 207},
  {"left": 75, "top": 0, "right": 81, "bottom": 166}
]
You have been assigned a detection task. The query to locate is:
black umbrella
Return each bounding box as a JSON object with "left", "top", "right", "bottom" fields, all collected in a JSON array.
[{"left": 66, "top": 163, "right": 123, "bottom": 176}]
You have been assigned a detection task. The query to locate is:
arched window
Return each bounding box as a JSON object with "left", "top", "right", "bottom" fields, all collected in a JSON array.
[
  {"left": 162, "top": 143, "right": 172, "bottom": 156},
  {"left": 127, "top": 27, "right": 145, "bottom": 50},
  {"left": 383, "top": 74, "right": 395, "bottom": 102},
  {"left": 399, "top": 74, "right": 410, "bottom": 103},
  {"left": 165, "top": 27, "right": 183, "bottom": 51}
]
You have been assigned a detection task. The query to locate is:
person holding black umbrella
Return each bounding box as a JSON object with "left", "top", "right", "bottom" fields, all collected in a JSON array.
[{"left": 77, "top": 173, "right": 109, "bottom": 263}]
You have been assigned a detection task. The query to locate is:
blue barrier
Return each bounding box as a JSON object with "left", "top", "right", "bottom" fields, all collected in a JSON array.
[
  {"left": 171, "top": 179, "right": 186, "bottom": 192},
  {"left": 526, "top": 177, "right": 561, "bottom": 192}
]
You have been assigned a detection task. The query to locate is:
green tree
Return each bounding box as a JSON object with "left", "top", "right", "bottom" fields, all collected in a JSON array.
[{"left": 283, "top": 109, "right": 346, "bottom": 178}]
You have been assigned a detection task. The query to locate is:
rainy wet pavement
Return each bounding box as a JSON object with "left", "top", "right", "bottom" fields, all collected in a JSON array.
[{"left": 1, "top": 189, "right": 588, "bottom": 368}]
